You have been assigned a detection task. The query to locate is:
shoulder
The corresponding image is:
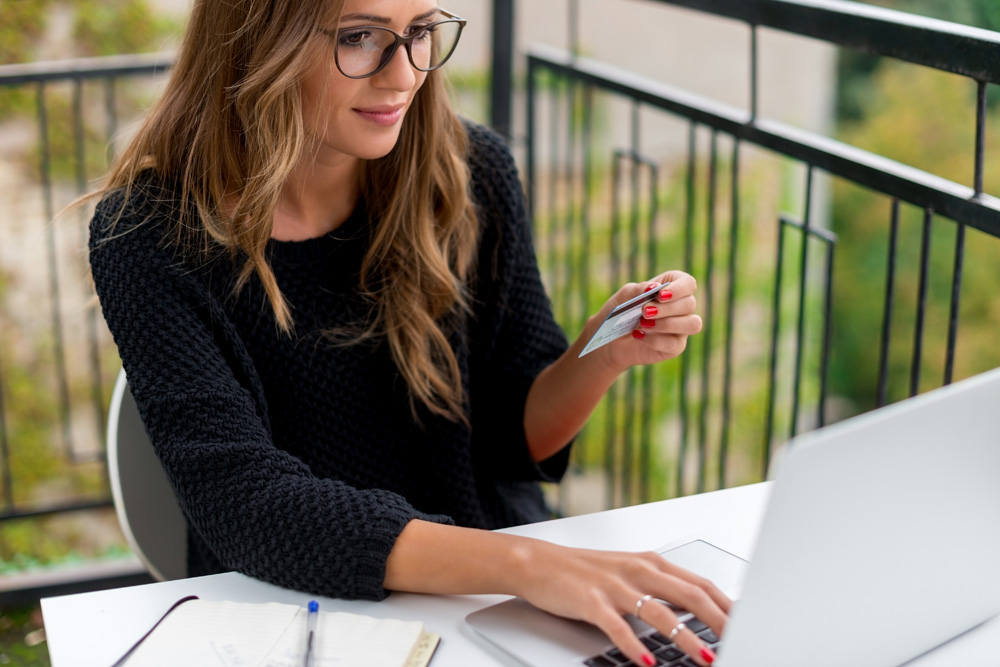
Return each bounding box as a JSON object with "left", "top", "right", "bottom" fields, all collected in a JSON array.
[
  {"left": 459, "top": 121, "right": 540, "bottom": 289},
  {"left": 462, "top": 119, "right": 519, "bottom": 184},
  {"left": 89, "top": 170, "right": 179, "bottom": 247},
  {"left": 460, "top": 119, "right": 526, "bottom": 223},
  {"left": 87, "top": 171, "right": 217, "bottom": 294}
]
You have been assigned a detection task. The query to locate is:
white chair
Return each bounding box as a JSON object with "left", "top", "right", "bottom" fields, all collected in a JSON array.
[{"left": 107, "top": 368, "right": 188, "bottom": 581}]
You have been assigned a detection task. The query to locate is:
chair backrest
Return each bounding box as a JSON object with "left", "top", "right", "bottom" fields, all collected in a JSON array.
[{"left": 107, "top": 369, "right": 188, "bottom": 581}]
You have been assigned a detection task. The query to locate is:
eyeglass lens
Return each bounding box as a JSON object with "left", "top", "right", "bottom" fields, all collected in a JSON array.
[{"left": 337, "top": 19, "right": 462, "bottom": 77}]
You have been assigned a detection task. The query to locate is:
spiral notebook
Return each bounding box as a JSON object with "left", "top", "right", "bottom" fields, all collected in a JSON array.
[{"left": 113, "top": 596, "right": 439, "bottom": 667}]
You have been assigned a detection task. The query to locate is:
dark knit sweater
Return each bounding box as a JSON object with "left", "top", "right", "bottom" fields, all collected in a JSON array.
[{"left": 89, "top": 122, "right": 570, "bottom": 600}]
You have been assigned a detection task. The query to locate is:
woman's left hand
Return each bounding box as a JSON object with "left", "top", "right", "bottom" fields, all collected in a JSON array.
[
  {"left": 589, "top": 270, "right": 702, "bottom": 373},
  {"left": 525, "top": 270, "right": 701, "bottom": 461}
]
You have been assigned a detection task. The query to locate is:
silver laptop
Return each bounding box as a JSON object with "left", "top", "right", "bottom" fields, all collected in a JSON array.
[{"left": 467, "top": 367, "right": 1000, "bottom": 667}]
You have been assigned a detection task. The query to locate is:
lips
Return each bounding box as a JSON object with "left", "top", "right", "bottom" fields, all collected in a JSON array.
[{"left": 352, "top": 104, "right": 405, "bottom": 127}]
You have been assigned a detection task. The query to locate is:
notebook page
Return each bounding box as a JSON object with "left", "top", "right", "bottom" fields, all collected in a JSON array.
[
  {"left": 125, "top": 599, "right": 299, "bottom": 667},
  {"left": 262, "top": 610, "right": 424, "bottom": 667}
]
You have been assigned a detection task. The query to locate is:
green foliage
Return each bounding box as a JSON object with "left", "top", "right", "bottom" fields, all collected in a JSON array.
[
  {"left": 71, "top": 0, "right": 177, "bottom": 57},
  {"left": 839, "top": 0, "right": 1000, "bottom": 120},
  {"left": 0, "top": 0, "right": 53, "bottom": 119},
  {"left": 0, "top": 0, "right": 176, "bottom": 179},
  {"left": 0, "top": 353, "right": 60, "bottom": 505},
  {"left": 27, "top": 91, "right": 110, "bottom": 182},
  {"left": 0, "top": 253, "right": 120, "bottom": 572},
  {"left": 831, "top": 1, "right": 1000, "bottom": 412},
  {"left": 0, "top": 604, "right": 50, "bottom": 667},
  {"left": 0, "top": 338, "right": 117, "bottom": 565},
  {"left": 829, "top": 60, "right": 1000, "bottom": 411},
  {"left": 0, "top": 0, "right": 172, "bottom": 580},
  {"left": 447, "top": 67, "right": 490, "bottom": 94},
  {"left": 0, "top": 1, "right": 51, "bottom": 64},
  {"left": 535, "top": 125, "right": 785, "bottom": 502}
]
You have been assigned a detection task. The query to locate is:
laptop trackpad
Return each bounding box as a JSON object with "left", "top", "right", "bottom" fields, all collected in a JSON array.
[
  {"left": 465, "top": 540, "right": 748, "bottom": 666},
  {"left": 657, "top": 539, "right": 749, "bottom": 599}
]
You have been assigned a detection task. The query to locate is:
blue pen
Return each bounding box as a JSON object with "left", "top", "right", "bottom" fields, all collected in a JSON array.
[{"left": 304, "top": 600, "right": 319, "bottom": 667}]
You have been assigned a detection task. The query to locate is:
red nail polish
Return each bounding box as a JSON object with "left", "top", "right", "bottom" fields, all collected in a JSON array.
[
  {"left": 642, "top": 653, "right": 656, "bottom": 667},
  {"left": 644, "top": 305, "right": 658, "bottom": 318},
  {"left": 659, "top": 290, "right": 673, "bottom": 302},
  {"left": 700, "top": 646, "right": 716, "bottom": 664},
  {"left": 644, "top": 282, "right": 659, "bottom": 292},
  {"left": 640, "top": 316, "right": 655, "bottom": 328},
  {"left": 632, "top": 329, "right": 646, "bottom": 340}
]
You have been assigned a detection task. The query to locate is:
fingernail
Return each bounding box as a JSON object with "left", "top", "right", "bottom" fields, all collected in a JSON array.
[
  {"left": 644, "top": 282, "right": 660, "bottom": 292},
  {"left": 659, "top": 290, "right": 673, "bottom": 302},
  {"left": 640, "top": 316, "right": 655, "bottom": 328},
  {"left": 632, "top": 329, "right": 646, "bottom": 340},
  {"left": 700, "top": 646, "right": 716, "bottom": 664},
  {"left": 642, "top": 653, "right": 656, "bottom": 667},
  {"left": 644, "top": 305, "right": 658, "bottom": 318}
]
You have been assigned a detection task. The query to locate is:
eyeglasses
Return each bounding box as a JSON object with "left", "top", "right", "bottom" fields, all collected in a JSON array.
[{"left": 323, "top": 9, "right": 466, "bottom": 80}]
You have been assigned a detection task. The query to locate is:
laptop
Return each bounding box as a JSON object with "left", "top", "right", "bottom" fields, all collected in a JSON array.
[{"left": 467, "top": 367, "right": 1000, "bottom": 667}]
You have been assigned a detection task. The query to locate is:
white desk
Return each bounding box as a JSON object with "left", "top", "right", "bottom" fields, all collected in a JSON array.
[{"left": 41, "top": 482, "right": 1000, "bottom": 666}]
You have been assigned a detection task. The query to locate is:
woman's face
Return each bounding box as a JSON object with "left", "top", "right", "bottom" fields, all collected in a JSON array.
[{"left": 301, "top": 0, "right": 438, "bottom": 163}]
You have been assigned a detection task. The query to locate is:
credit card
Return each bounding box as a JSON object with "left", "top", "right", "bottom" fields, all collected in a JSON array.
[{"left": 578, "top": 288, "right": 661, "bottom": 357}]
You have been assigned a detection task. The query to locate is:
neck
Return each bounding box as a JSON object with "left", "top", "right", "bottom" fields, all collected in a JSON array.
[{"left": 273, "top": 151, "right": 363, "bottom": 241}]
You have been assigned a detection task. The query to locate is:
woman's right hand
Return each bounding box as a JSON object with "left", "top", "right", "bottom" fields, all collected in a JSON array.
[
  {"left": 386, "top": 521, "right": 729, "bottom": 666},
  {"left": 511, "top": 540, "right": 730, "bottom": 666}
]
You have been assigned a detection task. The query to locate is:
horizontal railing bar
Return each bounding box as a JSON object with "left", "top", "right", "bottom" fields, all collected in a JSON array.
[
  {"left": 0, "top": 52, "right": 174, "bottom": 87},
  {"left": 780, "top": 214, "right": 839, "bottom": 244},
  {"left": 752, "top": 120, "right": 1000, "bottom": 237},
  {"left": 0, "top": 559, "right": 152, "bottom": 606},
  {"left": 529, "top": 46, "right": 1000, "bottom": 239},
  {"left": 646, "top": 0, "right": 1000, "bottom": 85},
  {"left": 0, "top": 498, "right": 113, "bottom": 522}
]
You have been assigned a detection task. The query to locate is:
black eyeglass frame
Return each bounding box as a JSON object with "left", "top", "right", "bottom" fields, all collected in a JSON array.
[{"left": 322, "top": 9, "right": 467, "bottom": 80}]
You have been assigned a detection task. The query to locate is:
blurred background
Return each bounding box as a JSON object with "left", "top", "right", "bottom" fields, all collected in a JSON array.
[{"left": 2, "top": 1, "right": 999, "bottom": 664}]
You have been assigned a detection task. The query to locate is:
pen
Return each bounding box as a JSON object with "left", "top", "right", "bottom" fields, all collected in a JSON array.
[{"left": 304, "top": 600, "right": 319, "bottom": 667}]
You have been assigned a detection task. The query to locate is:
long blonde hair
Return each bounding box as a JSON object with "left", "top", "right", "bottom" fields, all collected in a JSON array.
[{"left": 93, "top": 0, "right": 478, "bottom": 422}]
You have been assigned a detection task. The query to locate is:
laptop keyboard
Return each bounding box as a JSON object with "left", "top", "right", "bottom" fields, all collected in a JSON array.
[{"left": 582, "top": 617, "right": 720, "bottom": 667}]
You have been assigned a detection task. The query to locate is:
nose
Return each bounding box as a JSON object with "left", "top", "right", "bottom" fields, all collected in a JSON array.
[{"left": 371, "top": 43, "right": 418, "bottom": 92}]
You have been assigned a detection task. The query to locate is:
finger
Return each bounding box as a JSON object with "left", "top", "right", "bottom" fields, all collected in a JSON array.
[
  {"left": 658, "top": 580, "right": 727, "bottom": 641},
  {"left": 640, "top": 601, "right": 716, "bottom": 666},
  {"left": 648, "top": 271, "right": 697, "bottom": 300},
  {"left": 650, "top": 314, "right": 702, "bottom": 336},
  {"left": 686, "top": 576, "right": 732, "bottom": 618},
  {"left": 632, "top": 329, "right": 688, "bottom": 360},
  {"left": 657, "top": 562, "right": 732, "bottom": 630},
  {"left": 641, "top": 295, "right": 697, "bottom": 321},
  {"left": 629, "top": 332, "right": 689, "bottom": 359},
  {"left": 670, "top": 621, "right": 717, "bottom": 666},
  {"left": 592, "top": 606, "right": 658, "bottom": 667}
]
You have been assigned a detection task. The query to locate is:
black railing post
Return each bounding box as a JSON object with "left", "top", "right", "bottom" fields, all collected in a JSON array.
[{"left": 490, "top": 0, "right": 516, "bottom": 140}]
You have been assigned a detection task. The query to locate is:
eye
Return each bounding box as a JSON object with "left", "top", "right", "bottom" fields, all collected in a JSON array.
[
  {"left": 408, "top": 24, "right": 437, "bottom": 41},
  {"left": 338, "top": 29, "right": 374, "bottom": 48}
]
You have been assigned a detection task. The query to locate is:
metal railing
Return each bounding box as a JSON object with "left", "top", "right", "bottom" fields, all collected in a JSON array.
[
  {"left": 0, "top": 53, "right": 173, "bottom": 603},
  {"left": 527, "top": 0, "right": 1000, "bottom": 511}
]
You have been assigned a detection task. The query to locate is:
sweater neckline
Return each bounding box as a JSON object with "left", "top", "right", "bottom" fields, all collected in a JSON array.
[{"left": 267, "top": 203, "right": 369, "bottom": 264}]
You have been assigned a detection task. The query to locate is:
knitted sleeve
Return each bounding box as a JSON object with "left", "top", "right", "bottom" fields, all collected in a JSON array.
[
  {"left": 89, "top": 185, "right": 452, "bottom": 601},
  {"left": 465, "top": 123, "right": 573, "bottom": 482}
]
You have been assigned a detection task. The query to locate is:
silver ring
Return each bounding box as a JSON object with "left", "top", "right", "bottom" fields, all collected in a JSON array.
[
  {"left": 668, "top": 621, "right": 687, "bottom": 641},
  {"left": 634, "top": 594, "right": 655, "bottom": 620}
]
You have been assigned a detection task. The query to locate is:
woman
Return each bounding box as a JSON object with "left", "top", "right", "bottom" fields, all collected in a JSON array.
[{"left": 87, "top": 1, "right": 725, "bottom": 665}]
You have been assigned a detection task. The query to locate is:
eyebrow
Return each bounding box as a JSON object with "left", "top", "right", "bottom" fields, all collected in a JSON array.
[{"left": 340, "top": 8, "right": 439, "bottom": 25}]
